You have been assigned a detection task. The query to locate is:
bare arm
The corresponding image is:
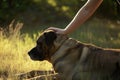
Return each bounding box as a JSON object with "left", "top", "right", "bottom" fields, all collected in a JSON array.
[
  {"left": 64, "top": 0, "right": 103, "bottom": 34},
  {"left": 48, "top": 0, "right": 103, "bottom": 35}
]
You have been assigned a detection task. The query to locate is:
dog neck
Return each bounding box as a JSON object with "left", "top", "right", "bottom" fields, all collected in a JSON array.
[
  {"left": 48, "top": 34, "right": 68, "bottom": 61},
  {"left": 54, "top": 34, "right": 69, "bottom": 49}
]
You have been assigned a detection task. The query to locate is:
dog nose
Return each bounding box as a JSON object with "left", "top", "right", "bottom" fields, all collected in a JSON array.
[{"left": 28, "top": 51, "right": 31, "bottom": 55}]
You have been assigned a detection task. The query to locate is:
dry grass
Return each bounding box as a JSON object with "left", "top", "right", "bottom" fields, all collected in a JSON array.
[
  {"left": 0, "top": 19, "right": 120, "bottom": 79},
  {"left": 0, "top": 21, "right": 52, "bottom": 79}
]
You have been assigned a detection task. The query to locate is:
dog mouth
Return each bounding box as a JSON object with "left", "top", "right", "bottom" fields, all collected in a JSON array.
[
  {"left": 28, "top": 48, "right": 45, "bottom": 61},
  {"left": 28, "top": 53, "right": 38, "bottom": 61},
  {"left": 28, "top": 52, "right": 45, "bottom": 61}
]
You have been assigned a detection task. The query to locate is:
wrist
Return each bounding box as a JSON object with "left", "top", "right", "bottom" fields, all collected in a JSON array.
[{"left": 63, "top": 28, "right": 70, "bottom": 35}]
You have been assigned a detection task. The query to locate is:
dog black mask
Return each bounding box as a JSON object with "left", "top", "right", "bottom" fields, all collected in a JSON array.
[{"left": 28, "top": 30, "right": 57, "bottom": 61}]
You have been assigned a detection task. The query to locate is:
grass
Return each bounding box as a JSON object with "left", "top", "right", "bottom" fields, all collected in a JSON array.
[
  {"left": 0, "top": 18, "right": 120, "bottom": 79},
  {"left": 0, "top": 21, "right": 52, "bottom": 79},
  {"left": 70, "top": 18, "right": 120, "bottom": 48}
]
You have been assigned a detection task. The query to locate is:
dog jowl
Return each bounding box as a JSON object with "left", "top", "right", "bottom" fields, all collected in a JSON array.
[
  {"left": 28, "top": 30, "right": 57, "bottom": 61},
  {"left": 28, "top": 30, "right": 120, "bottom": 80}
]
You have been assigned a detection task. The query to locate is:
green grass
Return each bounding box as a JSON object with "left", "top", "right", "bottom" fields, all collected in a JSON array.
[
  {"left": 0, "top": 18, "right": 120, "bottom": 79},
  {"left": 70, "top": 18, "right": 120, "bottom": 48}
]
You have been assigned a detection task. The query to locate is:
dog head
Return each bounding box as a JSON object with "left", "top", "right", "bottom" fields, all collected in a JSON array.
[{"left": 28, "top": 30, "right": 57, "bottom": 61}]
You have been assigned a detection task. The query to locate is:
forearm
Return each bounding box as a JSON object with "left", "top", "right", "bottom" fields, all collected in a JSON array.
[{"left": 64, "top": 0, "right": 103, "bottom": 34}]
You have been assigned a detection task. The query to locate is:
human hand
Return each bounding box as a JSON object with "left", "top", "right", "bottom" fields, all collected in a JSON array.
[{"left": 47, "top": 27, "right": 67, "bottom": 35}]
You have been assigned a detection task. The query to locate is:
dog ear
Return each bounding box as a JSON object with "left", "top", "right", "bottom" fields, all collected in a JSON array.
[{"left": 44, "top": 30, "right": 57, "bottom": 46}]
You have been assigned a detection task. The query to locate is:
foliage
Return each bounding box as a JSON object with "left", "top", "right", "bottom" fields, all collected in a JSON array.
[
  {"left": 0, "top": 0, "right": 119, "bottom": 26},
  {"left": 0, "top": 0, "right": 32, "bottom": 24},
  {"left": 97, "top": 0, "right": 120, "bottom": 19}
]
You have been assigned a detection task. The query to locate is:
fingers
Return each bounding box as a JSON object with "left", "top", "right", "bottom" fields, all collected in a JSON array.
[
  {"left": 46, "top": 27, "right": 67, "bottom": 35},
  {"left": 46, "top": 27, "right": 58, "bottom": 32},
  {"left": 46, "top": 27, "right": 60, "bottom": 32}
]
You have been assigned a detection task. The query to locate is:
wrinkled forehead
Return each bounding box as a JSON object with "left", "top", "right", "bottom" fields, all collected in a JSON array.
[
  {"left": 37, "top": 34, "right": 45, "bottom": 43},
  {"left": 37, "top": 36, "right": 44, "bottom": 42}
]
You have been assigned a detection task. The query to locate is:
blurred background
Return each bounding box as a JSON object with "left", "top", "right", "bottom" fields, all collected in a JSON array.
[
  {"left": 0, "top": 0, "right": 120, "bottom": 79},
  {"left": 0, "top": 0, "right": 120, "bottom": 46},
  {"left": 0, "top": 0, "right": 120, "bottom": 26}
]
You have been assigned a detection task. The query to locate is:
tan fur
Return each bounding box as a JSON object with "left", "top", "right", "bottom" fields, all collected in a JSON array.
[
  {"left": 29, "top": 30, "right": 120, "bottom": 80},
  {"left": 50, "top": 33, "right": 120, "bottom": 80}
]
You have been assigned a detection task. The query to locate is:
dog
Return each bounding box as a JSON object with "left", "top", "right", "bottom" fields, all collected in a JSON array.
[{"left": 28, "top": 30, "right": 120, "bottom": 80}]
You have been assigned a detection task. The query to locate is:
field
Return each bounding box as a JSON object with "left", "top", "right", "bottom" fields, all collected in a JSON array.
[{"left": 0, "top": 18, "right": 120, "bottom": 79}]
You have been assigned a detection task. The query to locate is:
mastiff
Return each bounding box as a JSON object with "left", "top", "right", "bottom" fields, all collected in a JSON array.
[{"left": 28, "top": 30, "right": 120, "bottom": 80}]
